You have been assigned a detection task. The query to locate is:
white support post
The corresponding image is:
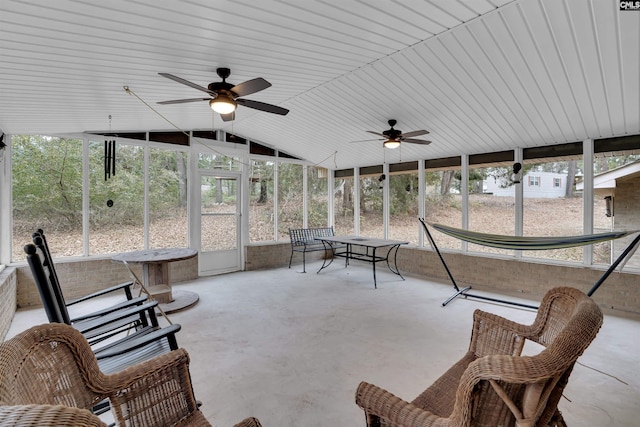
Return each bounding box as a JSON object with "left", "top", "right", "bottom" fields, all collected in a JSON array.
[
  {"left": 383, "top": 163, "right": 390, "bottom": 239},
  {"left": 82, "top": 136, "right": 90, "bottom": 256},
  {"left": 354, "top": 167, "right": 360, "bottom": 236},
  {"left": 273, "top": 162, "right": 279, "bottom": 240},
  {"left": 418, "top": 160, "right": 425, "bottom": 247},
  {"left": 143, "top": 141, "right": 150, "bottom": 249},
  {"left": 328, "top": 169, "right": 335, "bottom": 228},
  {"left": 0, "top": 134, "right": 11, "bottom": 265},
  {"left": 303, "top": 164, "right": 308, "bottom": 229},
  {"left": 583, "top": 139, "right": 594, "bottom": 266},
  {"left": 514, "top": 148, "right": 523, "bottom": 259},
  {"left": 461, "top": 155, "right": 469, "bottom": 252}
]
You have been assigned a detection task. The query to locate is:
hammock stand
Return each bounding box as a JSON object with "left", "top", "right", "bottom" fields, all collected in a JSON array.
[{"left": 418, "top": 218, "right": 640, "bottom": 309}]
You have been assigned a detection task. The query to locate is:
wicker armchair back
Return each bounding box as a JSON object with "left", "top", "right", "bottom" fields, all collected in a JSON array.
[
  {"left": 356, "top": 287, "right": 604, "bottom": 427},
  {"left": 0, "top": 323, "right": 263, "bottom": 427}
]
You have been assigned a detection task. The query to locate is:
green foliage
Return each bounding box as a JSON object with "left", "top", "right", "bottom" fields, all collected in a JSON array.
[
  {"left": 88, "top": 142, "right": 144, "bottom": 227},
  {"left": 13, "top": 136, "right": 188, "bottom": 231},
  {"left": 278, "top": 163, "right": 303, "bottom": 200},
  {"left": 12, "top": 135, "right": 83, "bottom": 230},
  {"left": 249, "top": 160, "right": 274, "bottom": 203},
  {"left": 389, "top": 174, "right": 418, "bottom": 216},
  {"left": 359, "top": 176, "right": 382, "bottom": 213},
  {"left": 198, "top": 153, "right": 240, "bottom": 170},
  {"left": 275, "top": 163, "right": 304, "bottom": 232},
  {"left": 308, "top": 167, "right": 328, "bottom": 227},
  {"left": 593, "top": 155, "right": 640, "bottom": 173},
  {"left": 454, "top": 169, "right": 486, "bottom": 193}
]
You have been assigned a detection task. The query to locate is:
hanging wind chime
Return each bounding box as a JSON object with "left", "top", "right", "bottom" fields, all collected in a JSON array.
[
  {"left": 104, "top": 115, "right": 116, "bottom": 208},
  {"left": 104, "top": 139, "right": 116, "bottom": 181},
  {"left": 104, "top": 115, "right": 116, "bottom": 181}
]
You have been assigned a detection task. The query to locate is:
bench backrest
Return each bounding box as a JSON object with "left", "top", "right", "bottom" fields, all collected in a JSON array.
[{"left": 289, "top": 227, "right": 335, "bottom": 246}]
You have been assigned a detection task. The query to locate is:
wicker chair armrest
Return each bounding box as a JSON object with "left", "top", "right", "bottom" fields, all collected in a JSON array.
[
  {"left": 104, "top": 348, "right": 203, "bottom": 426},
  {"left": 233, "top": 417, "right": 264, "bottom": 427},
  {"left": 355, "top": 382, "right": 449, "bottom": 427},
  {"left": 465, "top": 354, "right": 558, "bottom": 384},
  {"left": 0, "top": 404, "right": 107, "bottom": 427},
  {"left": 469, "top": 309, "right": 536, "bottom": 357},
  {"left": 450, "top": 355, "right": 561, "bottom": 426}
]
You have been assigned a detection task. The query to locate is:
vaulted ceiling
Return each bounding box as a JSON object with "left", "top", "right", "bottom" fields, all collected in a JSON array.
[{"left": 1, "top": 0, "right": 638, "bottom": 169}]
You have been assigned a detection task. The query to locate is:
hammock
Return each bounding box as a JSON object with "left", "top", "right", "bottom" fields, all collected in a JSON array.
[
  {"left": 418, "top": 218, "right": 640, "bottom": 309},
  {"left": 429, "top": 223, "right": 637, "bottom": 251}
]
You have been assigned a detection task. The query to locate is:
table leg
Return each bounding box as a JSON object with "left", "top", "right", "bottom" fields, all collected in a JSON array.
[
  {"left": 317, "top": 240, "right": 336, "bottom": 274},
  {"left": 372, "top": 247, "right": 377, "bottom": 289},
  {"left": 345, "top": 243, "right": 351, "bottom": 267},
  {"left": 143, "top": 262, "right": 172, "bottom": 303},
  {"left": 385, "top": 244, "right": 405, "bottom": 281}
]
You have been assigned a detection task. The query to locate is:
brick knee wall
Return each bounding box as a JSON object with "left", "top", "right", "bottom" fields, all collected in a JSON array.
[
  {"left": 0, "top": 267, "right": 17, "bottom": 341},
  {"left": 246, "top": 243, "right": 640, "bottom": 315},
  {"left": 245, "top": 241, "right": 328, "bottom": 270},
  {"left": 396, "top": 247, "right": 640, "bottom": 315},
  {"left": 15, "top": 256, "right": 198, "bottom": 308}
]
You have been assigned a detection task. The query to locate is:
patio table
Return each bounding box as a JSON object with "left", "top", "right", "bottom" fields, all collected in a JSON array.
[
  {"left": 112, "top": 248, "right": 198, "bottom": 313},
  {"left": 315, "top": 235, "right": 408, "bottom": 288}
]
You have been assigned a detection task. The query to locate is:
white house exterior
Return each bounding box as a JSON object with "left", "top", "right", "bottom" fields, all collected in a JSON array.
[{"left": 484, "top": 171, "right": 567, "bottom": 198}]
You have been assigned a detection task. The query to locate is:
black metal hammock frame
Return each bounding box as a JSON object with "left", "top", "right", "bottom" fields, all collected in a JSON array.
[{"left": 418, "top": 218, "right": 640, "bottom": 309}]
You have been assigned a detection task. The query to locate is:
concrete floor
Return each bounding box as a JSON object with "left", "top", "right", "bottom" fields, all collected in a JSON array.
[{"left": 7, "top": 262, "right": 640, "bottom": 426}]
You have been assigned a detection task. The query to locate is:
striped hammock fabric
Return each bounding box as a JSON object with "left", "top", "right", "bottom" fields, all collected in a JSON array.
[{"left": 430, "top": 223, "right": 638, "bottom": 250}]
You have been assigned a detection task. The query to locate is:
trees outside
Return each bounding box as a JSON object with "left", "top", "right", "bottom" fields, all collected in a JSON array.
[
  {"left": 307, "top": 166, "right": 328, "bottom": 228},
  {"left": 565, "top": 161, "right": 576, "bottom": 198},
  {"left": 149, "top": 148, "right": 189, "bottom": 249},
  {"left": 11, "top": 136, "right": 189, "bottom": 260},
  {"left": 12, "top": 135, "right": 84, "bottom": 259},
  {"left": 334, "top": 177, "right": 354, "bottom": 235},
  {"left": 277, "top": 162, "right": 303, "bottom": 239},
  {"left": 249, "top": 160, "right": 274, "bottom": 242},
  {"left": 359, "top": 175, "right": 383, "bottom": 238},
  {"left": 13, "top": 135, "right": 639, "bottom": 264},
  {"left": 389, "top": 173, "right": 419, "bottom": 243},
  {"left": 12, "top": 135, "right": 83, "bottom": 231}
]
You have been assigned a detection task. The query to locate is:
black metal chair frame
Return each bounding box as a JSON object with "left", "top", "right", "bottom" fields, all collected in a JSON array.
[{"left": 25, "top": 235, "right": 181, "bottom": 373}]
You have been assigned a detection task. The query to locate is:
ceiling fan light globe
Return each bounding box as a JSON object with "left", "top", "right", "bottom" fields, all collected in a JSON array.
[
  {"left": 384, "top": 139, "right": 401, "bottom": 149},
  {"left": 210, "top": 95, "right": 237, "bottom": 114}
]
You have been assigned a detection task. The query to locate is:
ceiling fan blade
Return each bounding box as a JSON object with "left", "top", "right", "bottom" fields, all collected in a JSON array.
[
  {"left": 366, "top": 131, "right": 386, "bottom": 137},
  {"left": 220, "top": 112, "right": 235, "bottom": 122},
  {"left": 231, "top": 77, "right": 271, "bottom": 97},
  {"left": 158, "top": 73, "right": 213, "bottom": 94},
  {"left": 157, "top": 97, "right": 210, "bottom": 105},
  {"left": 403, "top": 138, "right": 432, "bottom": 145},
  {"left": 236, "top": 98, "right": 289, "bottom": 115},
  {"left": 349, "top": 138, "right": 382, "bottom": 143},
  {"left": 401, "top": 130, "right": 429, "bottom": 138}
]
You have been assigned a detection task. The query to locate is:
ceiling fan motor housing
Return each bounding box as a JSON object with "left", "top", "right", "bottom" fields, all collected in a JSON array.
[
  {"left": 383, "top": 129, "right": 402, "bottom": 140},
  {"left": 209, "top": 68, "right": 235, "bottom": 95},
  {"left": 208, "top": 81, "right": 235, "bottom": 94},
  {"left": 384, "top": 119, "right": 401, "bottom": 140}
]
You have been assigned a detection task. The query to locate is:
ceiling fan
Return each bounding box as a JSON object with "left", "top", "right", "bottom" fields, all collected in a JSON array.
[
  {"left": 357, "top": 119, "right": 431, "bottom": 149},
  {"left": 157, "top": 67, "right": 289, "bottom": 121}
]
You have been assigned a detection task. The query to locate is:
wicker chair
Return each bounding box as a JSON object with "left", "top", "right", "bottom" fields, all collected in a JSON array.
[
  {"left": 355, "top": 287, "right": 603, "bottom": 427},
  {"left": 0, "top": 323, "right": 263, "bottom": 427}
]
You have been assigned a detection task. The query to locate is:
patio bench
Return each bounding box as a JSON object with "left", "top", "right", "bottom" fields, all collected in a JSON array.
[{"left": 288, "top": 227, "right": 337, "bottom": 273}]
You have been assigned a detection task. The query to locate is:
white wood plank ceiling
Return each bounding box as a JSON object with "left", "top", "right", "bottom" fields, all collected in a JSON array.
[{"left": 1, "top": 0, "right": 638, "bottom": 169}]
